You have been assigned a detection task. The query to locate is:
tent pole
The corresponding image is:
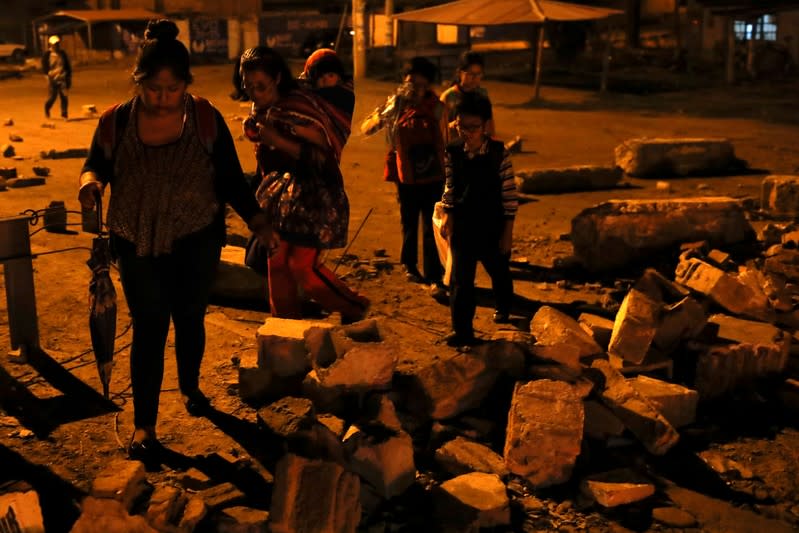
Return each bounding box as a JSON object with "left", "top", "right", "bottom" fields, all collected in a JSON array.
[
  {"left": 528, "top": 0, "right": 546, "bottom": 100},
  {"left": 533, "top": 24, "right": 545, "bottom": 100},
  {"left": 725, "top": 16, "right": 735, "bottom": 84}
]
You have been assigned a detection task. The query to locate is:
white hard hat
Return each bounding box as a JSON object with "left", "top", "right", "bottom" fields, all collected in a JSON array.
[{"left": 48, "top": 35, "right": 60, "bottom": 45}]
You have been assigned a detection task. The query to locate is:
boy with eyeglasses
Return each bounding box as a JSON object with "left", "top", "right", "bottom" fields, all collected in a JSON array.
[{"left": 439, "top": 93, "right": 517, "bottom": 347}]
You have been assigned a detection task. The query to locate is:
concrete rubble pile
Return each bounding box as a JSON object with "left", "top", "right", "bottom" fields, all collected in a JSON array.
[{"left": 58, "top": 177, "right": 799, "bottom": 531}]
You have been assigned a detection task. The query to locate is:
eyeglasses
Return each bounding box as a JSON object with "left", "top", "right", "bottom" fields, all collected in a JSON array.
[{"left": 457, "top": 121, "right": 483, "bottom": 132}]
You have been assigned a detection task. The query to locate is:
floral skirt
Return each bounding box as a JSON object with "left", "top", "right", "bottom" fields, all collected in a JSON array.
[{"left": 256, "top": 169, "right": 349, "bottom": 250}]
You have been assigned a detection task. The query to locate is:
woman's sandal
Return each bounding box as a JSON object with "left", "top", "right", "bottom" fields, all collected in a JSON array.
[
  {"left": 182, "top": 390, "right": 211, "bottom": 416},
  {"left": 128, "top": 427, "right": 160, "bottom": 462}
]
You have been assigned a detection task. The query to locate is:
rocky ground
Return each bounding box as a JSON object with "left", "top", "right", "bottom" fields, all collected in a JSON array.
[{"left": 0, "top": 60, "right": 799, "bottom": 532}]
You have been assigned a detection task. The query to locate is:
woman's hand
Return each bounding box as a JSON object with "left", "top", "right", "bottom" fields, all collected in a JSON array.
[
  {"left": 248, "top": 212, "right": 279, "bottom": 256},
  {"left": 78, "top": 180, "right": 103, "bottom": 210}
]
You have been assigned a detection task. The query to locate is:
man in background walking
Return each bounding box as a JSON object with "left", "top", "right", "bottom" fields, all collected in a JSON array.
[{"left": 42, "top": 35, "right": 71, "bottom": 120}]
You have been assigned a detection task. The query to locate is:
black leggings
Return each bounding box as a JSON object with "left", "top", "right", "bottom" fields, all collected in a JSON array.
[{"left": 114, "top": 227, "right": 221, "bottom": 429}]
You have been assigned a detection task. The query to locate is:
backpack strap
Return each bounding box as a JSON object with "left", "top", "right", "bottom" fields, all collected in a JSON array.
[
  {"left": 192, "top": 95, "right": 218, "bottom": 154},
  {"left": 98, "top": 103, "right": 121, "bottom": 161},
  {"left": 99, "top": 97, "right": 217, "bottom": 161}
]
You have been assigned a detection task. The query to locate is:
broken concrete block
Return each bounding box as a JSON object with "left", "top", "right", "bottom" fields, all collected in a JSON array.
[
  {"left": 146, "top": 484, "right": 187, "bottom": 529},
  {"left": 257, "top": 396, "right": 316, "bottom": 442},
  {"left": 41, "top": 122, "right": 55, "bottom": 129},
  {"left": 764, "top": 246, "right": 799, "bottom": 282},
  {"left": 1, "top": 144, "right": 14, "bottom": 157},
  {"left": 504, "top": 380, "right": 584, "bottom": 488},
  {"left": 675, "top": 257, "right": 774, "bottom": 323},
  {"left": 614, "top": 137, "right": 741, "bottom": 178},
  {"left": 197, "top": 482, "right": 246, "bottom": 512},
  {"left": 211, "top": 245, "right": 268, "bottom": 302},
  {"left": 435, "top": 473, "right": 510, "bottom": 530},
  {"left": 515, "top": 165, "right": 622, "bottom": 194},
  {"left": 694, "top": 342, "right": 789, "bottom": 398},
  {"left": 178, "top": 467, "right": 213, "bottom": 491},
  {"left": 71, "top": 497, "right": 158, "bottom": 533},
  {"left": 435, "top": 436, "right": 509, "bottom": 478},
  {"left": 7, "top": 177, "right": 45, "bottom": 188},
  {"left": 238, "top": 352, "right": 274, "bottom": 404},
  {"left": 0, "top": 166, "right": 16, "bottom": 179},
  {"left": 270, "top": 454, "right": 361, "bottom": 533},
  {"left": 39, "top": 147, "right": 89, "bottom": 159},
  {"left": 82, "top": 104, "right": 98, "bottom": 117},
  {"left": 343, "top": 396, "right": 414, "bottom": 498},
  {"left": 90, "top": 459, "right": 148, "bottom": 513},
  {"left": 214, "top": 506, "right": 270, "bottom": 533},
  {"left": 707, "top": 249, "right": 733, "bottom": 269},
  {"left": 257, "top": 318, "right": 332, "bottom": 377},
  {"left": 302, "top": 344, "right": 396, "bottom": 410},
  {"left": 305, "top": 326, "right": 338, "bottom": 368},
  {"left": 2, "top": 118, "right": 12, "bottom": 126},
  {"left": 608, "top": 289, "right": 661, "bottom": 365},
  {"left": 709, "top": 313, "right": 788, "bottom": 347},
  {"left": 178, "top": 496, "right": 208, "bottom": 531},
  {"left": 0, "top": 177, "right": 6, "bottom": 191},
  {"left": 584, "top": 399, "right": 626, "bottom": 440},
  {"left": 591, "top": 359, "right": 679, "bottom": 455},
  {"left": 531, "top": 305, "right": 603, "bottom": 362},
  {"left": 0, "top": 488, "right": 44, "bottom": 533},
  {"left": 628, "top": 375, "right": 698, "bottom": 428},
  {"left": 634, "top": 268, "right": 691, "bottom": 303},
  {"left": 738, "top": 266, "right": 793, "bottom": 313},
  {"left": 8, "top": 134, "right": 22, "bottom": 142},
  {"left": 318, "top": 413, "right": 347, "bottom": 438},
  {"left": 338, "top": 318, "right": 381, "bottom": 342},
  {"left": 653, "top": 296, "right": 707, "bottom": 353},
  {"left": 578, "top": 313, "right": 615, "bottom": 350},
  {"left": 406, "top": 351, "right": 501, "bottom": 420},
  {"left": 475, "top": 330, "right": 529, "bottom": 377},
  {"left": 761, "top": 175, "right": 799, "bottom": 218},
  {"left": 571, "top": 197, "right": 754, "bottom": 272},
  {"left": 580, "top": 469, "right": 655, "bottom": 507}
]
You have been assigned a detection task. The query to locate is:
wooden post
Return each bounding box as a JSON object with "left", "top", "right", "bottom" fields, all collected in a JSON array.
[
  {"left": 352, "top": 0, "right": 367, "bottom": 79},
  {"left": 385, "top": 0, "right": 395, "bottom": 55},
  {"left": 726, "top": 16, "right": 735, "bottom": 84},
  {"left": 600, "top": 23, "right": 611, "bottom": 93},
  {"left": 533, "top": 24, "right": 545, "bottom": 100}
]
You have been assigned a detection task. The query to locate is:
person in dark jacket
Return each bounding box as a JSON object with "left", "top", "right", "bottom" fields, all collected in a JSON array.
[
  {"left": 439, "top": 93, "right": 518, "bottom": 347},
  {"left": 41, "top": 35, "right": 72, "bottom": 120},
  {"left": 77, "top": 20, "right": 273, "bottom": 461}
]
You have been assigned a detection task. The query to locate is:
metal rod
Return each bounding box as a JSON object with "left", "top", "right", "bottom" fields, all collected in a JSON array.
[{"left": 333, "top": 207, "right": 374, "bottom": 273}]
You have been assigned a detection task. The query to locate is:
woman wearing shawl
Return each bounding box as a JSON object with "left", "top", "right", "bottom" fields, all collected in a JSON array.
[{"left": 240, "top": 46, "right": 369, "bottom": 323}]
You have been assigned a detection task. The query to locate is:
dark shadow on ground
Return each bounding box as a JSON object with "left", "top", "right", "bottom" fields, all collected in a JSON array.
[
  {"left": 0, "top": 348, "right": 118, "bottom": 437},
  {"left": 0, "top": 444, "right": 85, "bottom": 533}
]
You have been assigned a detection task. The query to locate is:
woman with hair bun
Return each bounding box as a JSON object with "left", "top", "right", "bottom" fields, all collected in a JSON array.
[{"left": 78, "top": 19, "right": 274, "bottom": 461}]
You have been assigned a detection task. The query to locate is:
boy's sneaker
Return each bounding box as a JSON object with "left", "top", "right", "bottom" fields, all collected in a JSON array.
[
  {"left": 443, "top": 331, "right": 480, "bottom": 348},
  {"left": 429, "top": 281, "right": 448, "bottom": 301},
  {"left": 493, "top": 311, "right": 511, "bottom": 324},
  {"left": 402, "top": 265, "right": 424, "bottom": 284}
]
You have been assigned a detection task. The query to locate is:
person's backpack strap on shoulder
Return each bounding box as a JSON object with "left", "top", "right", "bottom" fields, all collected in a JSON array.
[
  {"left": 192, "top": 95, "right": 218, "bottom": 154},
  {"left": 99, "top": 96, "right": 217, "bottom": 161},
  {"left": 98, "top": 104, "right": 121, "bottom": 161}
]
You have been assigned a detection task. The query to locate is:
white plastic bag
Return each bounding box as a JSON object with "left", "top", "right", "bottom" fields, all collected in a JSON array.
[{"left": 432, "top": 201, "right": 452, "bottom": 286}]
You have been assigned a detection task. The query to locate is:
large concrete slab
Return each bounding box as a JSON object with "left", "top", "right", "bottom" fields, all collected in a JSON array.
[
  {"left": 515, "top": 165, "right": 622, "bottom": 194},
  {"left": 615, "top": 137, "right": 740, "bottom": 178},
  {"left": 571, "top": 197, "right": 754, "bottom": 272}
]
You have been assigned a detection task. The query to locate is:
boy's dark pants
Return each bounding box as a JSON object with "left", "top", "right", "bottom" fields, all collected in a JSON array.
[
  {"left": 450, "top": 232, "right": 513, "bottom": 337},
  {"left": 396, "top": 181, "right": 444, "bottom": 282},
  {"left": 114, "top": 226, "right": 221, "bottom": 429},
  {"left": 44, "top": 79, "right": 68, "bottom": 118}
]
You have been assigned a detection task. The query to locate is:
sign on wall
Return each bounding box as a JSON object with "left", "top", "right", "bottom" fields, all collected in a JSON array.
[{"left": 190, "top": 17, "right": 228, "bottom": 60}]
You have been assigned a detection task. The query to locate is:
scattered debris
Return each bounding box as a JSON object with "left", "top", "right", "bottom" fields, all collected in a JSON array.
[
  {"left": 2, "top": 118, "right": 13, "bottom": 126},
  {"left": 2, "top": 144, "right": 14, "bottom": 157},
  {"left": 31, "top": 166, "right": 50, "bottom": 177},
  {"left": 8, "top": 134, "right": 22, "bottom": 142}
]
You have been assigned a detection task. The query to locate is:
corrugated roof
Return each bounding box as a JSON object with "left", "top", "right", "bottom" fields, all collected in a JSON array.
[
  {"left": 393, "top": 0, "right": 623, "bottom": 25},
  {"left": 46, "top": 9, "right": 160, "bottom": 23}
]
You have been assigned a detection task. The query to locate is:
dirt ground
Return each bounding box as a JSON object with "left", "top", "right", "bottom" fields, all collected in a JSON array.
[{"left": 1, "top": 60, "right": 799, "bottom": 532}]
